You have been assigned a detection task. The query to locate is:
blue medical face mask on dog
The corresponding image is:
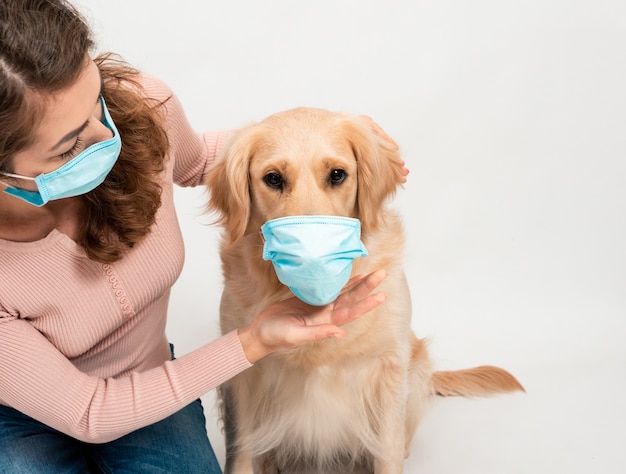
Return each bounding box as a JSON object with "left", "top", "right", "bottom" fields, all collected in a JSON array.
[
  {"left": 1, "top": 96, "right": 121, "bottom": 207},
  {"left": 261, "top": 215, "right": 368, "bottom": 306}
]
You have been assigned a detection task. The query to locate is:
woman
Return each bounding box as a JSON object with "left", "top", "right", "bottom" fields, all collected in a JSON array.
[{"left": 0, "top": 1, "right": 391, "bottom": 472}]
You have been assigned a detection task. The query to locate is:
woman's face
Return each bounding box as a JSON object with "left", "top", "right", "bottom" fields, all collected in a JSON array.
[{"left": 8, "top": 59, "right": 111, "bottom": 191}]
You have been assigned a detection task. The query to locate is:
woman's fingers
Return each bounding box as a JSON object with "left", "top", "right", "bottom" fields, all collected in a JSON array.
[{"left": 329, "top": 269, "right": 387, "bottom": 326}]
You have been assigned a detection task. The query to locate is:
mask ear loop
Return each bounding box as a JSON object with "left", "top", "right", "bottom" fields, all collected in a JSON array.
[
  {"left": 0, "top": 172, "right": 38, "bottom": 195},
  {"left": 0, "top": 171, "right": 37, "bottom": 181}
]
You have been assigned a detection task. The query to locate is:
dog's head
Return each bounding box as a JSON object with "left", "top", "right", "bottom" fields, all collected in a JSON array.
[{"left": 207, "top": 107, "right": 405, "bottom": 245}]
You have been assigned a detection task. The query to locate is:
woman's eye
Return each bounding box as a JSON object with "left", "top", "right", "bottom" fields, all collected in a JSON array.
[
  {"left": 60, "top": 136, "right": 85, "bottom": 161},
  {"left": 263, "top": 172, "right": 284, "bottom": 190},
  {"left": 329, "top": 168, "right": 347, "bottom": 185}
]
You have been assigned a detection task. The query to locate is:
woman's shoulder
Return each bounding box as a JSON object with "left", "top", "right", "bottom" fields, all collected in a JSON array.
[
  {"left": 133, "top": 73, "right": 175, "bottom": 103},
  {"left": 131, "top": 73, "right": 191, "bottom": 129}
]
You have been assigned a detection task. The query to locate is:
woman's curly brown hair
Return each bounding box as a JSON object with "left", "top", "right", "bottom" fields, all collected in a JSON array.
[
  {"left": 0, "top": 0, "right": 169, "bottom": 263},
  {"left": 83, "top": 54, "right": 168, "bottom": 263}
]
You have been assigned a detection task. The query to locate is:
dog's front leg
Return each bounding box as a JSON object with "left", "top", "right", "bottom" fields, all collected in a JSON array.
[
  {"left": 373, "top": 371, "right": 409, "bottom": 474},
  {"left": 373, "top": 406, "right": 407, "bottom": 474},
  {"left": 225, "top": 456, "right": 255, "bottom": 474},
  {"left": 220, "top": 382, "right": 255, "bottom": 474}
]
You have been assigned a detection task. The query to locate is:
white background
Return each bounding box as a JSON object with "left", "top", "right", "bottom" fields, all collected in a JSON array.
[{"left": 75, "top": 1, "right": 626, "bottom": 472}]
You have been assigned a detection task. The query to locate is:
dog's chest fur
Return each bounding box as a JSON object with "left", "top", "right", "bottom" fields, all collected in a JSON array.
[{"left": 219, "top": 220, "right": 414, "bottom": 465}]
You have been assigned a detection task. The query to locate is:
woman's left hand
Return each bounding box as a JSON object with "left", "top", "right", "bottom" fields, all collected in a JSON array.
[{"left": 238, "top": 269, "right": 388, "bottom": 363}]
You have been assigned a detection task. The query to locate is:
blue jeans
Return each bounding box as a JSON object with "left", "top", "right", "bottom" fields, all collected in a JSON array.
[
  {"left": 1, "top": 342, "right": 220, "bottom": 473},
  {"left": 0, "top": 399, "right": 221, "bottom": 473}
]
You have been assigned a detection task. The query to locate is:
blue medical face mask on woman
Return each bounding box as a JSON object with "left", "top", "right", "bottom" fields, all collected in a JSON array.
[
  {"left": 0, "top": 96, "right": 121, "bottom": 207},
  {"left": 261, "top": 215, "right": 368, "bottom": 306}
]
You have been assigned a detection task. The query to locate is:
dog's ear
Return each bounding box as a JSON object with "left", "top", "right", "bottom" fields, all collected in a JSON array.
[
  {"left": 344, "top": 118, "right": 405, "bottom": 231},
  {"left": 206, "top": 125, "right": 259, "bottom": 244}
]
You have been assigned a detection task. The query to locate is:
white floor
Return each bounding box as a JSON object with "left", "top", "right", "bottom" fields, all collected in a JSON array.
[{"left": 77, "top": 1, "right": 626, "bottom": 472}]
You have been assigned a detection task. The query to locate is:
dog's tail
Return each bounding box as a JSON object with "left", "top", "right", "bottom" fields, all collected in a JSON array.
[{"left": 431, "top": 365, "right": 525, "bottom": 397}]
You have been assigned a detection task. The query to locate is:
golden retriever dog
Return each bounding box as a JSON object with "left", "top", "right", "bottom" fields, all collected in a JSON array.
[{"left": 206, "top": 107, "right": 524, "bottom": 474}]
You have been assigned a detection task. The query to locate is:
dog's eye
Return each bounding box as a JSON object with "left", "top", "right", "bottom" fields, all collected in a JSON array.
[
  {"left": 263, "top": 172, "right": 284, "bottom": 190},
  {"left": 329, "top": 169, "right": 347, "bottom": 186}
]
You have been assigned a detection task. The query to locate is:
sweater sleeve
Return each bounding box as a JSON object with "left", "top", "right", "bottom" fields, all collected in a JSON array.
[
  {"left": 139, "top": 75, "right": 231, "bottom": 188},
  {"left": 0, "top": 315, "right": 251, "bottom": 443},
  {"left": 0, "top": 75, "right": 248, "bottom": 444}
]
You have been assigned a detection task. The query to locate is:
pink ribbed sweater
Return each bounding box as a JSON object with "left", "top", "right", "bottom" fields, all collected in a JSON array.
[{"left": 0, "top": 75, "right": 251, "bottom": 443}]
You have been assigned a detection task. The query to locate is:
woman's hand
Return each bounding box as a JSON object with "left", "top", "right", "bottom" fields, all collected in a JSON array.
[{"left": 238, "top": 269, "right": 387, "bottom": 363}]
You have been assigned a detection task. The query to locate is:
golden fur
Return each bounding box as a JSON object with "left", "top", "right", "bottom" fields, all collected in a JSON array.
[{"left": 207, "top": 107, "right": 524, "bottom": 474}]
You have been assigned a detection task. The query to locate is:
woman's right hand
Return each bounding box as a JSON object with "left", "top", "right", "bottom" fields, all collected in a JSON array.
[{"left": 237, "top": 269, "right": 387, "bottom": 363}]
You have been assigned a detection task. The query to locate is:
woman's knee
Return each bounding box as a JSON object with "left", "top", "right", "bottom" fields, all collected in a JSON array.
[
  {"left": 0, "top": 405, "right": 89, "bottom": 473},
  {"left": 86, "top": 399, "right": 222, "bottom": 473}
]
